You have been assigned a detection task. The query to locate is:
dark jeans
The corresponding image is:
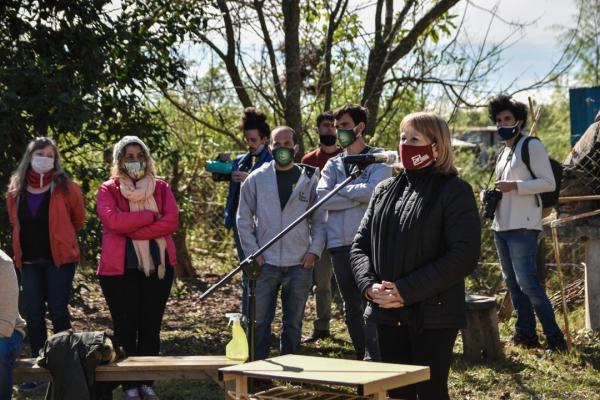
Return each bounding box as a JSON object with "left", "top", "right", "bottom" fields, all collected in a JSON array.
[
  {"left": 232, "top": 222, "right": 249, "bottom": 321},
  {"left": 378, "top": 324, "right": 458, "bottom": 400},
  {"left": 330, "top": 247, "right": 380, "bottom": 361},
  {"left": 99, "top": 268, "right": 174, "bottom": 390},
  {"left": 494, "top": 229, "right": 563, "bottom": 340},
  {"left": 313, "top": 249, "right": 334, "bottom": 332},
  {"left": 21, "top": 262, "right": 76, "bottom": 356},
  {"left": 0, "top": 331, "right": 23, "bottom": 400}
]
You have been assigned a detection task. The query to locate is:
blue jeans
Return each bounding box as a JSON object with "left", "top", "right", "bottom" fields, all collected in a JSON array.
[
  {"left": 21, "top": 262, "right": 76, "bottom": 356},
  {"left": 254, "top": 264, "right": 313, "bottom": 360},
  {"left": 494, "top": 229, "right": 562, "bottom": 339},
  {"left": 0, "top": 330, "right": 23, "bottom": 400}
]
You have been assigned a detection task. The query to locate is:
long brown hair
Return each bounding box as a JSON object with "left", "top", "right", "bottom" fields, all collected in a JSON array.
[
  {"left": 399, "top": 112, "right": 457, "bottom": 175},
  {"left": 7, "top": 137, "right": 70, "bottom": 198}
]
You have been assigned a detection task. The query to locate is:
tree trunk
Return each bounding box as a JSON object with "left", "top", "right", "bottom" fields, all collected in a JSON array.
[
  {"left": 321, "top": 0, "right": 348, "bottom": 111},
  {"left": 282, "top": 0, "right": 303, "bottom": 151},
  {"left": 173, "top": 229, "right": 196, "bottom": 278},
  {"left": 361, "top": 48, "right": 387, "bottom": 136}
]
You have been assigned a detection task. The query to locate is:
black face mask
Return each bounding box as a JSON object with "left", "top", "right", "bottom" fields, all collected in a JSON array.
[
  {"left": 497, "top": 123, "right": 520, "bottom": 141},
  {"left": 319, "top": 134, "right": 337, "bottom": 146}
]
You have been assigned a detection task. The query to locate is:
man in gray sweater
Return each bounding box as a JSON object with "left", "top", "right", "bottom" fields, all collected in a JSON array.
[
  {"left": 317, "top": 104, "right": 392, "bottom": 360},
  {"left": 1, "top": 249, "right": 26, "bottom": 400},
  {"left": 237, "top": 126, "right": 326, "bottom": 360}
]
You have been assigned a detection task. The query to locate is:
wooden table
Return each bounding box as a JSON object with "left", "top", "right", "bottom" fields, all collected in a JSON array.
[
  {"left": 14, "top": 355, "right": 239, "bottom": 386},
  {"left": 219, "top": 354, "right": 429, "bottom": 399}
]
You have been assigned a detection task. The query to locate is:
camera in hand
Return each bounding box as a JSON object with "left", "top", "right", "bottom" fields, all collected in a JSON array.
[{"left": 482, "top": 189, "right": 503, "bottom": 219}]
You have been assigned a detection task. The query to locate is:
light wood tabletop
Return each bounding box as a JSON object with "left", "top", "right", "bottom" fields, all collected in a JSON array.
[
  {"left": 219, "top": 354, "right": 429, "bottom": 399},
  {"left": 15, "top": 355, "right": 239, "bottom": 384}
]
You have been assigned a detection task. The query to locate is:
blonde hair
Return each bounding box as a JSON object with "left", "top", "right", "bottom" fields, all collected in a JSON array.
[
  {"left": 110, "top": 142, "right": 156, "bottom": 179},
  {"left": 7, "top": 137, "right": 70, "bottom": 198},
  {"left": 399, "top": 112, "right": 457, "bottom": 175}
]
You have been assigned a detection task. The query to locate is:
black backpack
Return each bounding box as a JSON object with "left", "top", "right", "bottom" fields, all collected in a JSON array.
[{"left": 521, "top": 136, "right": 563, "bottom": 208}]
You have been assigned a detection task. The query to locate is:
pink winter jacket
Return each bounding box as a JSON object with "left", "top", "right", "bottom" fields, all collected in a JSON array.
[{"left": 96, "top": 178, "right": 179, "bottom": 276}]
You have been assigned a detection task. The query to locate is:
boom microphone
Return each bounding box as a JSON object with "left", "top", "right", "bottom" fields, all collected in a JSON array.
[{"left": 343, "top": 150, "right": 399, "bottom": 166}]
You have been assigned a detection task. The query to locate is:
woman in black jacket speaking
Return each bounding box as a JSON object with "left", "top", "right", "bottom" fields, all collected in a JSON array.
[{"left": 350, "top": 112, "right": 481, "bottom": 400}]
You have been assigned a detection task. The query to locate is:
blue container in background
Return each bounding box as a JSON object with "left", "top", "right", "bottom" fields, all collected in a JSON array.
[
  {"left": 569, "top": 86, "right": 600, "bottom": 146},
  {"left": 206, "top": 160, "right": 233, "bottom": 175}
]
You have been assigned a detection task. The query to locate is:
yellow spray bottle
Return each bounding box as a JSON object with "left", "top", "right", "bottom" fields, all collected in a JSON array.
[{"left": 225, "top": 313, "right": 249, "bottom": 361}]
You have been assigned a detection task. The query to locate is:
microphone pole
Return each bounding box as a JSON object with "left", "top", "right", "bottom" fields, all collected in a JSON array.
[{"left": 199, "top": 166, "right": 368, "bottom": 362}]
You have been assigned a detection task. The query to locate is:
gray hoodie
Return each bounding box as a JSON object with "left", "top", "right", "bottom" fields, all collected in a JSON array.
[
  {"left": 317, "top": 147, "right": 393, "bottom": 249},
  {"left": 236, "top": 161, "right": 326, "bottom": 266}
]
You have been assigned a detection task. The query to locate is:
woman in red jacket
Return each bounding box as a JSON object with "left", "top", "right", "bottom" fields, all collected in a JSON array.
[
  {"left": 6, "top": 137, "right": 85, "bottom": 389},
  {"left": 96, "top": 136, "right": 179, "bottom": 400}
]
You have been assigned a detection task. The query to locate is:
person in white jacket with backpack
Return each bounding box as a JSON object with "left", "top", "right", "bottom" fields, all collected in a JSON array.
[{"left": 487, "top": 94, "right": 567, "bottom": 352}]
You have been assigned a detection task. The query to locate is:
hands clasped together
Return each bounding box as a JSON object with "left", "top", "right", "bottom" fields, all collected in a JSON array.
[{"left": 367, "top": 281, "right": 405, "bottom": 308}]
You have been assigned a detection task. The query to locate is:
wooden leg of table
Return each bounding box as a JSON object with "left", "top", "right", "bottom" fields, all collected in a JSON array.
[
  {"left": 235, "top": 376, "right": 248, "bottom": 399},
  {"left": 372, "top": 390, "right": 387, "bottom": 399},
  {"left": 223, "top": 378, "right": 237, "bottom": 399}
]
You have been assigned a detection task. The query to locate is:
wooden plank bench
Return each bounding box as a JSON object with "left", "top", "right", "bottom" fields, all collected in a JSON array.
[{"left": 14, "top": 355, "right": 241, "bottom": 387}]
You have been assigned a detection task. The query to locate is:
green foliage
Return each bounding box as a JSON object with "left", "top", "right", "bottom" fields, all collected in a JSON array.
[
  {"left": 535, "top": 88, "right": 572, "bottom": 162},
  {"left": 561, "top": 0, "right": 600, "bottom": 86},
  {"left": 0, "top": 0, "right": 196, "bottom": 259}
]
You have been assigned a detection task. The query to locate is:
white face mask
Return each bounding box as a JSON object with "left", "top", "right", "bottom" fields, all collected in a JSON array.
[
  {"left": 251, "top": 143, "right": 266, "bottom": 155},
  {"left": 31, "top": 155, "right": 55, "bottom": 174}
]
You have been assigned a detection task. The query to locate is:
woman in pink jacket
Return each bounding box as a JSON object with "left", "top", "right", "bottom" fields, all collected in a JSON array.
[{"left": 96, "top": 136, "right": 179, "bottom": 400}]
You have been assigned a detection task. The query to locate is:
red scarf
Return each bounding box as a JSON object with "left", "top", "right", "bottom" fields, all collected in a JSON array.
[{"left": 27, "top": 169, "right": 54, "bottom": 189}]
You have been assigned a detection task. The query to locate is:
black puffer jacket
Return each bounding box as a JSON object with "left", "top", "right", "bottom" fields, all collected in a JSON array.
[{"left": 350, "top": 170, "right": 481, "bottom": 329}]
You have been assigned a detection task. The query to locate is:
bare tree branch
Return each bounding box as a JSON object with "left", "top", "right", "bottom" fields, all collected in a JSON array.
[
  {"left": 193, "top": 0, "right": 253, "bottom": 107},
  {"left": 253, "top": 0, "right": 286, "bottom": 107},
  {"left": 319, "top": 0, "right": 348, "bottom": 110},
  {"left": 386, "top": 0, "right": 461, "bottom": 69},
  {"left": 159, "top": 86, "right": 245, "bottom": 147}
]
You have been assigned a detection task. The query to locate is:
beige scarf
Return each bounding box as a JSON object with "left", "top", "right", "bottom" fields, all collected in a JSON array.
[{"left": 119, "top": 174, "right": 167, "bottom": 279}]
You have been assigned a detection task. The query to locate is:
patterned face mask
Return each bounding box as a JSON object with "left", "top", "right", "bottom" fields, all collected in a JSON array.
[
  {"left": 124, "top": 161, "right": 146, "bottom": 179},
  {"left": 337, "top": 128, "right": 357, "bottom": 148},
  {"left": 272, "top": 146, "right": 294, "bottom": 166}
]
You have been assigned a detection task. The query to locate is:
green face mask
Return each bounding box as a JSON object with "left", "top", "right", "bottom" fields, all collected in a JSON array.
[
  {"left": 272, "top": 147, "right": 294, "bottom": 166},
  {"left": 124, "top": 161, "right": 146, "bottom": 179},
  {"left": 337, "top": 128, "right": 357, "bottom": 148}
]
